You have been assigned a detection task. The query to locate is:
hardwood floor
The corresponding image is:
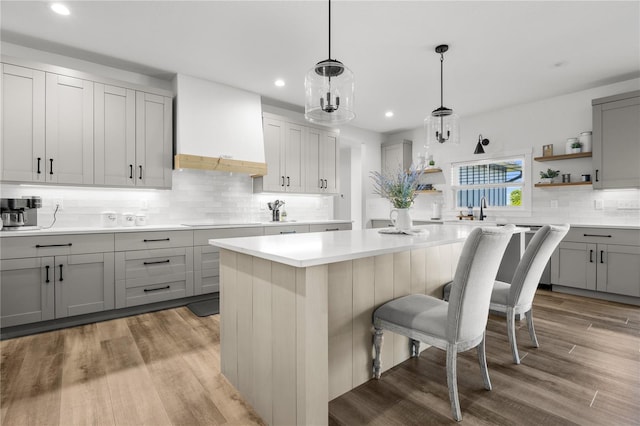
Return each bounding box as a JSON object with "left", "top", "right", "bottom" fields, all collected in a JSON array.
[{"left": 1, "top": 290, "right": 638, "bottom": 425}]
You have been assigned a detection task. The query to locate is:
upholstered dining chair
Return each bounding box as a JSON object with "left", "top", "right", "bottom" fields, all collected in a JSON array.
[
  {"left": 372, "top": 225, "right": 514, "bottom": 422},
  {"left": 443, "top": 224, "right": 570, "bottom": 364}
]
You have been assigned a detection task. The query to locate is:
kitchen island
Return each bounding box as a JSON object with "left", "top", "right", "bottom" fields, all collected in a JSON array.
[{"left": 210, "top": 224, "right": 528, "bottom": 426}]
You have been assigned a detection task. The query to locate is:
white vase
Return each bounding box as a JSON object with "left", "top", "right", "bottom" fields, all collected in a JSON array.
[{"left": 390, "top": 208, "right": 412, "bottom": 231}]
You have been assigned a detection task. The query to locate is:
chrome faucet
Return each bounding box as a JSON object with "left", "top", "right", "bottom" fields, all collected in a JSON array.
[{"left": 479, "top": 197, "right": 488, "bottom": 221}]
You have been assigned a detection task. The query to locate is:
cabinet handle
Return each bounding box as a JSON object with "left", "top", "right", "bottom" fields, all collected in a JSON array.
[
  {"left": 600, "top": 250, "right": 605, "bottom": 264},
  {"left": 143, "top": 285, "right": 170, "bottom": 293},
  {"left": 59, "top": 264, "right": 64, "bottom": 281},
  {"left": 129, "top": 164, "right": 133, "bottom": 179},
  {"left": 143, "top": 238, "right": 170, "bottom": 242},
  {"left": 143, "top": 259, "right": 171, "bottom": 265},
  {"left": 139, "top": 165, "right": 143, "bottom": 180},
  {"left": 36, "top": 243, "right": 72, "bottom": 248},
  {"left": 319, "top": 178, "right": 323, "bottom": 188},
  {"left": 595, "top": 169, "right": 599, "bottom": 182},
  {"left": 589, "top": 249, "right": 594, "bottom": 263},
  {"left": 583, "top": 234, "right": 612, "bottom": 238},
  {"left": 281, "top": 176, "right": 285, "bottom": 187},
  {"left": 45, "top": 265, "right": 50, "bottom": 283},
  {"left": 324, "top": 179, "right": 328, "bottom": 189},
  {"left": 280, "top": 230, "right": 297, "bottom": 234},
  {"left": 325, "top": 228, "right": 339, "bottom": 231},
  {"left": 49, "top": 158, "right": 54, "bottom": 175},
  {"left": 37, "top": 157, "right": 41, "bottom": 174},
  {"left": 287, "top": 176, "right": 290, "bottom": 187}
]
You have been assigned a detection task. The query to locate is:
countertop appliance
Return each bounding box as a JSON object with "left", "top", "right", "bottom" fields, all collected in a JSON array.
[{"left": 1, "top": 196, "right": 41, "bottom": 229}]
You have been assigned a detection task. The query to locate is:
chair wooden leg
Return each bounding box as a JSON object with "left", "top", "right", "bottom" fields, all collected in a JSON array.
[
  {"left": 506, "top": 307, "right": 521, "bottom": 364},
  {"left": 373, "top": 328, "right": 384, "bottom": 379},
  {"left": 525, "top": 309, "right": 539, "bottom": 348},
  {"left": 410, "top": 339, "right": 420, "bottom": 357},
  {"left": 446, "top": 344, "right": 462, "bottom": 422},
  {"left": 476, "top": 333, "right": 492, "bottom": 391}
]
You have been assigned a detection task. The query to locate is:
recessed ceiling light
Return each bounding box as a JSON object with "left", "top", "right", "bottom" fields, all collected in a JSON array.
[
  {"left": 385, "top": 111, "right": 394, "bottom": 118},
  {"left": 274, "top": 79, "right": 285, "bottom": 87},
  {"left": 51, "top": 3, "right": 70, "bottom": 15}
]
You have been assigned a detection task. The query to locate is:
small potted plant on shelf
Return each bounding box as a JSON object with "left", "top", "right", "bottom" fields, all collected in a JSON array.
[
  {"left": 539, "top": 168, "right": 560, "bottom": 184},
  {"left": 570, "top": 141, "right": 582, "bottom": 154}
]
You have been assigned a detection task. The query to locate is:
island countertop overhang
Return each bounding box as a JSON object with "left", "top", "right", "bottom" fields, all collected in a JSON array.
[{"left": 209, "top": 223, "right": 529, "bottom": 268}]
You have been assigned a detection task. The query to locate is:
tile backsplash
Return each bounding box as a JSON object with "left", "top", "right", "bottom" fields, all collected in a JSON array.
[{"left": 0, "top": 169, "right": 334, "bottom": 228}]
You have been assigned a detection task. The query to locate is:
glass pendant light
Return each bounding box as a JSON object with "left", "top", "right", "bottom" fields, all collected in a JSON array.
[
  {"left": 305, "top": 0, "right": 355, "bottom": 125},
  {"left": 426, "top": 44, "right": 459, "bottom": 144}
]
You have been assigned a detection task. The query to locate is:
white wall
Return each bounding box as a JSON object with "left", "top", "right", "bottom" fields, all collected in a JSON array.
[{"left": 384, "top": 78, "right": 640, "bottom": 226}]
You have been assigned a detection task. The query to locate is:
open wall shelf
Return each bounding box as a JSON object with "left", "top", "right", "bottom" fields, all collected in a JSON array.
[
  {"left": 534, "top": 152, "right": 592, "bottom": 162},
  {"left": 534, "top": 181, "right": 592, "bottom": 188}
]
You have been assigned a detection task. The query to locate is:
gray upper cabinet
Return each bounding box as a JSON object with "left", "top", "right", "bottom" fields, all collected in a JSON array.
[
  {"left": 1, "top": 59, "right": 173, "bottom": 188},
  {"left": 0, "top": 64, "right": 46, "bottom": 182},
  {"left": 306, "top": 127, "right": 339, "bottom": 194},
  {"left": 382, "top": 139, "right": 412, "bottom": 175},
  {"left": 592, "top": 91, "right": 640, "bottom": 189}
]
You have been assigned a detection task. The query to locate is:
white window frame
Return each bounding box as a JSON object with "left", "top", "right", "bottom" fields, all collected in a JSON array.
[{"left": 450, "top": 151, "right": 532, "bottom": 212}]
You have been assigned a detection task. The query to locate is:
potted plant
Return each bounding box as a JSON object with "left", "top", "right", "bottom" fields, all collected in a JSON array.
[
  {"left": 371, "top": 166, "right": 424, "bottom": 229},
  {"left": 539, "top": 168, "right": 560, "bottom": 184},
  {"left": 570, "top": 141, "right": 582, "bottom": 154}
]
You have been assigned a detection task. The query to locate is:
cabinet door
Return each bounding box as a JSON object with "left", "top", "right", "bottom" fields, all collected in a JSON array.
[
  {"left": 552, "top": 242, "right": 597, "bottom": 290},
  {"left": 0, "top": 257, "right": 55, "bottom": 327},
  {"left": 136, "top": 92, "right": 172, "bottom": 188},
  {"left": 54, "top": 253, "right": 115, "bottom": 318},
  {"left": 382, "top": 144, "right": 404, "bottom": 175},
  {"left": 45, "top": 73, "right": 94, "bottom": 184},
  {"left": 596, "top": 245, "right": 640, "bottom": 296},
  {"left": 322, "top": 130, "right": 339, "bottom": 194},
  {"left": 305, "top": 126, "right": 322, "bottom": 193},
  {"left": 593, "top": 96, "right": 640, "bottom": 189},
  {"left": 94, "top": 83, "right": 136, "bottom": 186},
  {"left": 262, "top": 117, "right": 285, "bottom": 191},
  {"left": 284, "top": 122, "right": 304, "bottom": 192},
  {"left": 194, "top": 245, "right": 221, "bottom": 295},
  {"left": 1, "top": 64, "right": 46, "bottom": 182}
]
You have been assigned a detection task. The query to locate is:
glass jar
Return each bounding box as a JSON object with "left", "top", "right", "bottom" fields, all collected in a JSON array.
[{"left": 579, "top": 131, "right": 592, "bottom": 152}]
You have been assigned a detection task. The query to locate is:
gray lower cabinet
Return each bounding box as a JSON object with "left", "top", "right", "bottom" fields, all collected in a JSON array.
[
  {"left": 263, "top": 224, "right": 310, "bottom": 235},
  {"left": 551, "top": 227, "right": 640, "bottom": 297},
  {"left": 309, "top": 223, "right": 352, "bottom": 232},
  {"left": 114, "top": 230, "right": 194, "bottom": 308},
  {"left": 193, "top": 226, "right": 264, "bottom": 295},
  {"left": 0, "top": 234, "right": 115, "bottom": 327}
]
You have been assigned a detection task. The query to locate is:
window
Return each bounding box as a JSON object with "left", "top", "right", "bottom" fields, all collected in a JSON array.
[{"left": 451, "top": 155, "right": 527, "bottom": 209}]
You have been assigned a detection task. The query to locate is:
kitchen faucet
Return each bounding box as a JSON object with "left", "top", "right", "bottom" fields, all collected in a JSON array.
[{"left": 479, "top": 197, "right": 488, "bottom": 221}]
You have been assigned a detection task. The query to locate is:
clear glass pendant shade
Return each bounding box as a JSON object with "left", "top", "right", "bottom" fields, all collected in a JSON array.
[
  {"left": 425, "top": 112, "right": 459, "bottom": 145},
  {"left": 305, "top": 59, "right": 355, "bottom": 125}
]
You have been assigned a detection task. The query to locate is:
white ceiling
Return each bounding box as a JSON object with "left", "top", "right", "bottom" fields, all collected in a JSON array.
[{"left": 1, "top": 1, "right": 639, "bottom": 134}]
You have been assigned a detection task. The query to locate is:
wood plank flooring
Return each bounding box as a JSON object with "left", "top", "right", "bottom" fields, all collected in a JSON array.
[{"left": 1, "top": 290, "right": 639, "bottom": 425}]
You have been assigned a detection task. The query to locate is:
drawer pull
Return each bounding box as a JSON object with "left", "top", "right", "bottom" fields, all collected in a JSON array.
[
  {"left": 36, "top": 243, "right": 72, "bottom": 248},
  {"left": 325, "top": 228, "right": 340, "bottom": 231},
  {"left": 129, "top": 164, "right": 133, "bottom": 179},
  {"left": 139, "top": 165, "right": 143, "bottom": 180},
  {"left": 37, "top": 157, "right": 41, "bottom": 174},
  {"left": 280, "top": 230, "right": 297, "bottom": 234},
  {"left": 589, "top": 249, "right": 594, "bottom": 263},
  {"left": 583, "top": 234, "right": 612, "bottom": 238},
  {"left": 59, "top": 264, "right": 64, "bottom": 281},
  {"left": 49, "top": 158, "right": 54, "bottom": 175},
  {"left": 144, "top": 285, "right": 170, "bottom": 293},
  {"left": 143, "top": 238, "right": 170, "bottom": 242},
  {"left": 600, "top": 250, "right": 605, "bottom": 264},
  {"left": 45, "top": 265, "right": 50, "bottom": 283},
  {"left": 143, "top": 259, "right": 170, "bottom": 265}
]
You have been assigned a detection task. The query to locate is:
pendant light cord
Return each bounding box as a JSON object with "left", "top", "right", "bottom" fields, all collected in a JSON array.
[
  {"left": 328, "top": 0, "right": 332, "bottom": 60},
  {"left": 440, "top": 52, "right": 444, "bottom": 108}
]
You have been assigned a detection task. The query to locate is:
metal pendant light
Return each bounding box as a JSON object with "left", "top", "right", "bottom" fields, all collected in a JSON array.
[
  {"left": 305, "top": 0, "right": 355, "bottom": 125},
  {"left": 425, "top": 44, "right": 459, "bottom": 144}
]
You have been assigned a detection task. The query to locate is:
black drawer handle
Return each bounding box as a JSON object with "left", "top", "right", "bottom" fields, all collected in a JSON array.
[
  {"left": 583, "top": 234, "right": 612, "bottom": 238},
  {"left": 143, "top": 259, "right": 170, "bottom": 265},
  {"left": 143, "top": 238, "right": 170, "bottom": 242},
  {"left": 600, "top": 250, "right": 605, "bottom": 264},
  {"left": 49, "top": 158, "right": 54, "bottom": 175},
  {"left": 129, "top": 164, "right": 133, "bottom": 179},
  {"left": 144, "top": 285, "right": 170, "bottom": 293},
  {"left": 36, "top": 243, "right": 72, "bottom": 248},
  {"left": 595, "top": 169, "right": 599, "bottom": 182},
  {"left": 37, "top": 157, "right": 41, "bottom": 174},
  {"left": 319, "top": 178, "right": 323, "bottom": 188},
  {"left": 324, "top": 179, "right": 328, "bottom": 189},
  {"left": 59, "top": 264, "right": 64, "bottom": 281},
  {"left": 45, "top": 265, "right": 50, "bottom": 283},
  {"left": 139, "top": 165, "right": 143, "bottom": 180},
  {"left": 280, "top": 230, "right": 297, "bottom": 234},
  {"left": 589, "top": 249, "right": 594, "bottom": 263},
  {"left": 325, "top": 228, "right": 340, "bottom": 231},
  {"left": 281, "top": 176, "right": 285, "bottom": 187}
]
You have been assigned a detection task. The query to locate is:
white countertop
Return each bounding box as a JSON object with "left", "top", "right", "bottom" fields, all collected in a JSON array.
[
  {"left": 210, "top": 223, "right": 529, "bottom": 268},
  {"left": 0, "top": 220, "right": 352, "bottom": 237}
]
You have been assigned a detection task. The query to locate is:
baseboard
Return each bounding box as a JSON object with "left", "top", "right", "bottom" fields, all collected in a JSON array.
[{"left": 551, "top": 286, "right": 640, "bottom": 307}]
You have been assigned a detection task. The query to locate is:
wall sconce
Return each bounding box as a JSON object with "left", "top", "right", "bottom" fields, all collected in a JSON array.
[{"left": 474, "top": 134, "right": 490, "bottom": 154}]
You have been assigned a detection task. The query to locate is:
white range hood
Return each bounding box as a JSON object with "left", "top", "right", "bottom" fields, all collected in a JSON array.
[{"left": 173, "top": 74, "right": 267, "bottom": 175}]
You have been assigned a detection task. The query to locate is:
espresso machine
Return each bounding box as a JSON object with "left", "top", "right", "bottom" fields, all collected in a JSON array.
[{"left": 1, "top": 196, "right": 42, "bottom": 229}]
